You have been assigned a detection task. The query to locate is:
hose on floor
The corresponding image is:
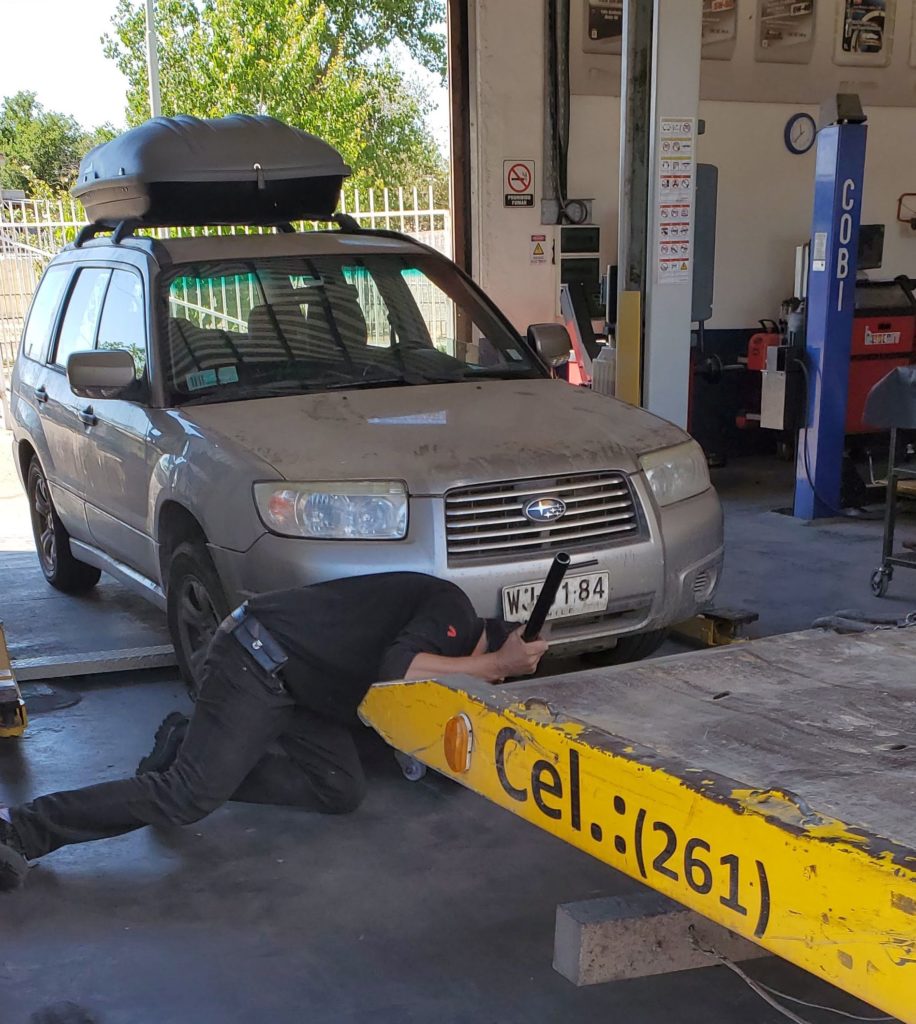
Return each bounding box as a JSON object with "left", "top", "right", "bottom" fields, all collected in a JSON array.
[{"left": 812, "top": 609, "right": 916, "bottom": 633}]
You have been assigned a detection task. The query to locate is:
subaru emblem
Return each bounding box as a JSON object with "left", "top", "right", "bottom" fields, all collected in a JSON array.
[{"left": 523, "top": 496, "right": 567, "bottom": 523}]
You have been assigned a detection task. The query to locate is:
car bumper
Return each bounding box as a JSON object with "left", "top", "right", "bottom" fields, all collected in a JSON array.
[{"left": 210, "top": 479, "right": 723, "bottom": 654}]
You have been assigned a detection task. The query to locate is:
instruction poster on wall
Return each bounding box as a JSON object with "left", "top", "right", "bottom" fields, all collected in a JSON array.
[
  {"left": 584, "top": 0, "right": 624, "bottom": 55},
  {"left": 756, "top": 0, "right": 817, "bottom": 63},
  {"left": 702, "top": 0, "right": 738, "bottom": 60},
  {"left": 655, "top": 118, "right": 695, "bottom": 284},
  {"left": 835, "top": 0, "right": 894, "bottom": 66}
]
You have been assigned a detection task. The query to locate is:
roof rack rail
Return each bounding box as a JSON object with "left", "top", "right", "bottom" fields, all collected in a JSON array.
[
  {"left": 75, "top": 218, "right": 309, "bottom": 248},
  {"left": 113, "top": 219, "right": 140, "bottom": 244},
  {"left": 332, "top": 213, "right": 362, "bottom": 233},
  {"left": 73, "top": 223, "right": 108, "bottom": 247},
  {"left": 74, "top": 219, "right": 140, "bottom": 248}
]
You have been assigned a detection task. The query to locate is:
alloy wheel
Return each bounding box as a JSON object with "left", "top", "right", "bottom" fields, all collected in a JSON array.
[
  {"left": 32, "top": 474, "right": 57, "bottom": 574},
  {"left": 176, "top": 575, "right": 220, "bottom": 683}
]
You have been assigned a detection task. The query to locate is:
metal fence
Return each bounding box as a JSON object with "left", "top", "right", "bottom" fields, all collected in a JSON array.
[{"left": 0, "top": 187, "right": 451, "bottom": 373}]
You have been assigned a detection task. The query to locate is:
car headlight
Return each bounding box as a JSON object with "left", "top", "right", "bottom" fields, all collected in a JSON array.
[
  {"left": 639, "top": 440, "right": 710, "bottom": 507},
  {"left": 254, "top": 482, "right": 408, "bottom": 539}
]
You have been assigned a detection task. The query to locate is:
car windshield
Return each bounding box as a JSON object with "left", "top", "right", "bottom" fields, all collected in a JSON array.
[{"left": 159, "top": 253, "right": 544, "bottom": 405}]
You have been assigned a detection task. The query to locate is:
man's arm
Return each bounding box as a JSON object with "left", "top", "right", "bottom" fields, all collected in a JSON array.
[{"left": 404, "top": 628, "right": 548, "bottom": 684}]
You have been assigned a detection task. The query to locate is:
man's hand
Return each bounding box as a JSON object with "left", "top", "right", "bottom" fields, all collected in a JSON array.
[
  {"left": 491, "top": 627, "right": 549, "bottom": 682},
  {"left": 402, "top": 626, "right": 548, "bottom": 685}
]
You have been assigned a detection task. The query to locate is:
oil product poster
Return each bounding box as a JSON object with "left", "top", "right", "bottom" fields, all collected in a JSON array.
[
  {"left": 655, "top": 118, "right": 695, "bottom": 285},
  {"left": 756, "top": 0, "right": 817, "bottom": 63},
  {"left": 834, "top": 0, "right": 895, "bottom": 65},
  {"left": 702, "top": 0, "right": 738, "bottom": 60}
]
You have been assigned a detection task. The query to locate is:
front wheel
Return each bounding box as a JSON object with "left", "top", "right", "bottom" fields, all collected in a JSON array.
[
  {"left": 166, "top": 541, "right": 230, "bottom": 696},
  {"left": 26, "top": 458, "right": 101, "bottom": 594}
]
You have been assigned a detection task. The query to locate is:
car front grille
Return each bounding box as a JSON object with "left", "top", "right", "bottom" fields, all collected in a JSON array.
[{"left": 445, "top": 471, "right": 643, "bottom": 563}]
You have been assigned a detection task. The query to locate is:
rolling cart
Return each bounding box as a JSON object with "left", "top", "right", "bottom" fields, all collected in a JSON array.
[{"left": 865, "top": 366, "right": 916, "bottom": 596}]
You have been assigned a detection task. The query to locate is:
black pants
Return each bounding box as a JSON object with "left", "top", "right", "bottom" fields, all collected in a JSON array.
[{"left": 10, "top": 630, "right": 367, "bottom": 861}]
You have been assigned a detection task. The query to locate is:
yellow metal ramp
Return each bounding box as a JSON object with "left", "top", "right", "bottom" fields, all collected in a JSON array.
[
  {"left": 360, "top": 628, "right": 916, "bottom": 1022},
  {"left": 0, "top": 623, "right": 27, "bottom": 738}
]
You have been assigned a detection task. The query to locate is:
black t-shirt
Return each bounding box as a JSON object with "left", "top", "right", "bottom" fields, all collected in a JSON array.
[{"left": 246, "top": 573, "right": 483, "bottom": 723}]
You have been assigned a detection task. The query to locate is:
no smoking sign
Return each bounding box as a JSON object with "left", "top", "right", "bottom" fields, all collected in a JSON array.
[{"left": 504, "top": 160, "right": 535, "bottom": 208}]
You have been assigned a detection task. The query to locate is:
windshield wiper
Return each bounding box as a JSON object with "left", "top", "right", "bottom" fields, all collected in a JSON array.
[
  {"left": 178, "top": 381, "right": 309, "bottom": 405},
  {"left": 463, "top": 366, "right": 537, "bottom": 380},
  {"left": 316, "top": 376, "right": 411, "bottom": 391}
]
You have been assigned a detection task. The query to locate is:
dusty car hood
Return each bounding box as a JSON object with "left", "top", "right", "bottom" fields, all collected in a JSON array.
[{"left": 177, "top": 379, "right": 687, "bottom": 494}]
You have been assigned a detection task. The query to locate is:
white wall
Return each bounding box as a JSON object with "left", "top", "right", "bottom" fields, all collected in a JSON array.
[
  {"left": 697, "top": 101, "right": 916, "bottom": 328},
  {"left": 471, "top": 0, "right": 558, "bottom": 332},
  {"left": 470, "top": 2, "right": 916, "bottom": 333}
]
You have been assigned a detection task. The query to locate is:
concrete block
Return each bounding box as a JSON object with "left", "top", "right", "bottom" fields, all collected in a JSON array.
[{"left": 554, "top": 891, "right": 769, "bottom": 986}]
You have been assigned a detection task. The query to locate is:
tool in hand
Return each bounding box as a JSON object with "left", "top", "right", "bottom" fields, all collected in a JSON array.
[{"left": 522, "top": 552, "right": 572, "bottom": 641}]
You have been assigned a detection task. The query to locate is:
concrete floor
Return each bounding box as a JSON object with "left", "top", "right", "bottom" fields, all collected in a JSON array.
[
  {"left": 0, "top": 442, "right": 171, "bottom": 667},
  {"left": 1, "top": 436, "right": 912, "bottom": 1023}
]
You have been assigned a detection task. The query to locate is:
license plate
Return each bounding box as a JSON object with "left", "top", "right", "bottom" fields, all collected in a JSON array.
[{"left": 502, "top": 571, "right": 610, "bottom": 624}]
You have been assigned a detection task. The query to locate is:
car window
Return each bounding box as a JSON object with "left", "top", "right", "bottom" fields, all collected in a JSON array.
[
  {"left": 400, "top": 268, "right": 458, "bottom": 356},
  {"left": 54, "top": 268, "right": 111, "bottom": 368},
  {"left": 159, "top": 255, "right": 542, "bottom": 404},
  {"left": 97, "top": 269, "right": 146, "bottom": 379},
  {"left": 168, "top": 271, "right": 263, "bottom": 333},
  {"left": 336, "top": 267, "right": 391, "bottom": 348},
  {"left": 21, "top": 265, "right": 71, "bottom": 363}
]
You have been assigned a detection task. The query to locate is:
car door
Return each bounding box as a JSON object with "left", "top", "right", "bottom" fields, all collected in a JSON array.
[
  {"left": 40, "top": 265, "right": 112, "bottom": 542},
  {"left": 79, "top": 267, "right": 158, "bottom": 579}
]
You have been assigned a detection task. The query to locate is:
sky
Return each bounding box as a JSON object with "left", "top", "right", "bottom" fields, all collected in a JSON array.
[
  {"left": 0, "top": 0, "right": 129, "bottom": 128},
  {"left": 0, "top": 0, "right": 449, "bottom": 147}
]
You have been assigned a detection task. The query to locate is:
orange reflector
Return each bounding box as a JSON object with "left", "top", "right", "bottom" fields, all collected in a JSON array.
[{"left": 443, "top": 713, "right": 473, "bottom": 773}]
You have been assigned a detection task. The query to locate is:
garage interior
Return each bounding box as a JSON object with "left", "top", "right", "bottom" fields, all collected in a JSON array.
[{"left": 3, "top": 1, "right": 916, "bottom": 1022}]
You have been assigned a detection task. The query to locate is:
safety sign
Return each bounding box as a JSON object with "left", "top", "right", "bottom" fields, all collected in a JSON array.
[
  {"left": 504, "top": 160, "right": 535, "bottom": 208},
  {"left": 656, "top": 118, "right": 695, "bottom": 283},
  {"left": 530, "top": 234, "right": 547, "bottom": 264}
]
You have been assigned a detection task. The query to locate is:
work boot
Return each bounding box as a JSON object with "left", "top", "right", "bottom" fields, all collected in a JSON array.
[
  {"left": 137, "top": 711, "right": 189, "bottom": 775},
  {"left": 0, "top": 815, "right": 28, "bottom": 892}
]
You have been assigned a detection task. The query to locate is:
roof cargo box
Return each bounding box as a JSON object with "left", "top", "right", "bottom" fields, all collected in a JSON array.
[{"left": 73, "top": 114, "right": 351, "bottom": 228}]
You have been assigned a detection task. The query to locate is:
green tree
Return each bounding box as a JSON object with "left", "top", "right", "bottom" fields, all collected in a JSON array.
[
  {"left": 0, "top": 92, "right": 116, "bottom": 196},
  {"left": 103, "top": 0, "right": 447, "bottom": 191}
]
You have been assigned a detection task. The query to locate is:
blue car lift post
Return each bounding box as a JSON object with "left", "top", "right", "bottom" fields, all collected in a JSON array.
[{"left": 794, "top": 97, "right": 868, "bottom": 519}]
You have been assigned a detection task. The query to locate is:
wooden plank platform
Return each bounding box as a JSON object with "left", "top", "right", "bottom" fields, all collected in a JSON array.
[{"left": 360, "top": 628, "right": 916, "bottom": 1022}]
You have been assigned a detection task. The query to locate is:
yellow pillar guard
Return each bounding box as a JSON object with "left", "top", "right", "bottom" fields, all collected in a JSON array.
[{"left": 0, "top": 624, "right": 27, "bottom": 738}]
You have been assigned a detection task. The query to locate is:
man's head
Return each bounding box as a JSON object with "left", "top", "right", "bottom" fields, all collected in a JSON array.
[{"left": 472, "top": 617, "right": 516, "bottom": 656}]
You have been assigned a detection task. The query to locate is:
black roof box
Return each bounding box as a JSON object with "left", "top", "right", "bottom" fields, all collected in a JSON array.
[{"left": 73, "top": 114, "right": 351, "bottom": 228}]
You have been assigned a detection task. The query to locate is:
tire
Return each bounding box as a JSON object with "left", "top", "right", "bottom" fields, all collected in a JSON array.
[
  {"left": 26, "top": 458, "right": 101, "bottom": 594},
  {"left": 581, "top": 628, "right": 669, "bottom": 668},
  {"left": 166, "top": 540, "right": 230, "bottom": 696}
]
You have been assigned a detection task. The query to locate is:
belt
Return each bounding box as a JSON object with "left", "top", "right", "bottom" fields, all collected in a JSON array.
[{"left": 222, "top": 602, "right": 289, "bottom": 677}]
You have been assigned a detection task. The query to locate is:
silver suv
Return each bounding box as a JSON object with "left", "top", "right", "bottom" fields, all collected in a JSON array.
[{"left": 10, "top": 223, "right": 723, "bottom": 687}]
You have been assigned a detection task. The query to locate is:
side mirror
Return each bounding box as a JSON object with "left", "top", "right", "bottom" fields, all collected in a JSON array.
[
  {"left": 527, "top": 323, "right": 571, "bottom": 368},
  {"left": 67, "top": 349, "right": 136, "bottom": 399}
]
